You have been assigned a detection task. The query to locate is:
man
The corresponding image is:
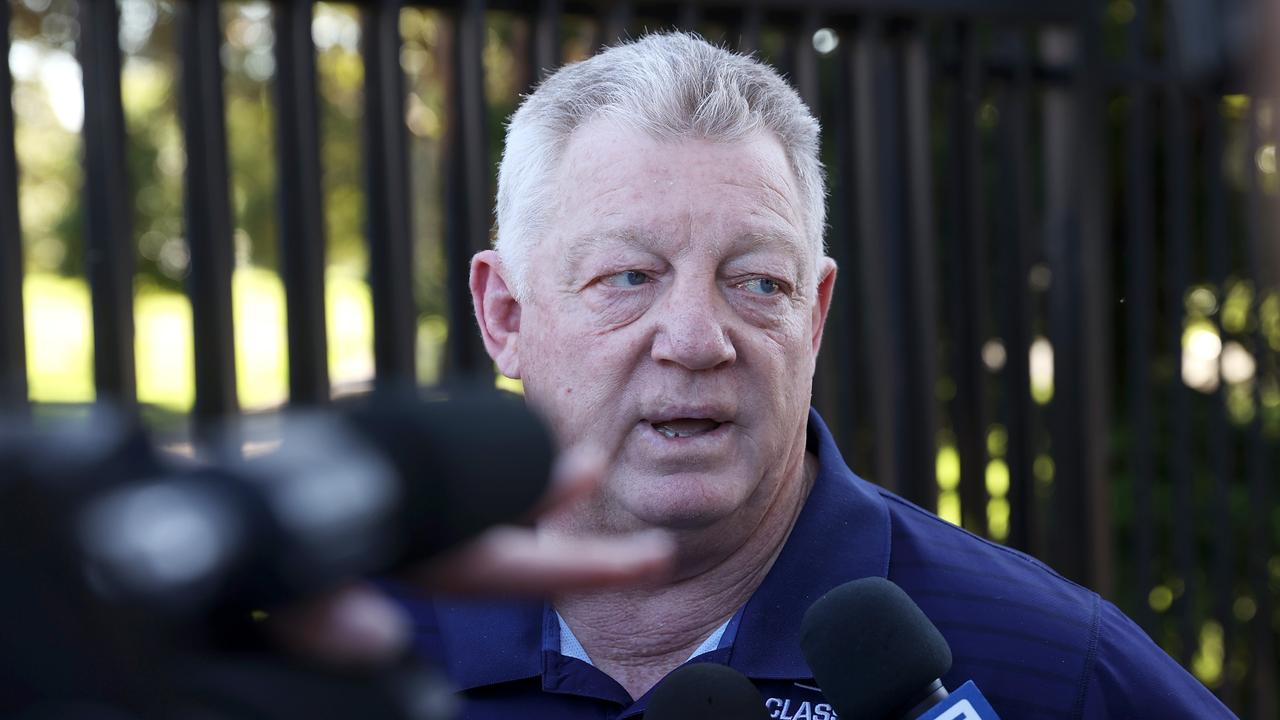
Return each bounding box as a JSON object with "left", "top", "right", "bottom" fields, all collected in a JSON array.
[{"left": 398, "top": 33, "right": 1233, "bottom": 718}]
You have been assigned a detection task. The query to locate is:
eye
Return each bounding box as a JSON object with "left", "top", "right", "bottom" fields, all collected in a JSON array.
[
  {"left": 739, "top": 277, "right": 783, "bottom": 296},
  {"left": 601, "top": 270, "right": 652, "bottom": 287}
]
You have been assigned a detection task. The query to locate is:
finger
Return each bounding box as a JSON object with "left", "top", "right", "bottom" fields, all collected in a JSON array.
[
  {"left": 412, "top": 526, "right": 674, "bottom": 596},
  {"left": 527, "top": 443, "right": 609, "bottom": 519},
  {"left": 267, "top": 582, "right": 411, "bottom": 668}
]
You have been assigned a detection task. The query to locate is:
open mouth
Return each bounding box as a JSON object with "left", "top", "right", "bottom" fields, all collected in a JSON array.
[{"left": 650, "top": 418, "right": 724, "bottom": 439}]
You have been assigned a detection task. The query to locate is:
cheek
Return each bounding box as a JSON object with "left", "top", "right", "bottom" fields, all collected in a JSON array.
[
  {"left": 519, "top": 315, "right": 645, "bottom": 424},
  {"left": 739, "top": 314, "right": 817, "bottom": 409},
  {"left": 738, "top": 310, "right": 810, "bottom": 363}
]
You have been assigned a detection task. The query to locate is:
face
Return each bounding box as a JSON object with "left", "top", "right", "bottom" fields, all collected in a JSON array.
[{"left": 475, "top": 119, "right": 836, "bottom": 536}]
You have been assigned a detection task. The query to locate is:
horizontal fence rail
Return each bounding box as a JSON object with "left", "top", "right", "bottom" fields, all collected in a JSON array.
[{"left": 0, "top": 0, "right": 1276, "bottom": 714}]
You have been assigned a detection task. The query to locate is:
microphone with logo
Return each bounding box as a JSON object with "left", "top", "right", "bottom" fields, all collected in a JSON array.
[
  {"left": 799, "top": 578, "right": 1001, "bottom": 720},
  {"left": 644, "top": 662, "right": 770, "bottom": 720}
]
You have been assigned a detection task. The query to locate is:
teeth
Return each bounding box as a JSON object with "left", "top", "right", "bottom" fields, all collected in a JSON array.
[{"left": 652, "top": 420, "right": 721, "bottom": 439}]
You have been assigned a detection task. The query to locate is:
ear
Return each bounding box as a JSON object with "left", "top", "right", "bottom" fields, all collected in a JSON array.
[
  {"left": 470, "top": 250, "right": 523, "bottom": 378},
  {"left": 810, "top": 257, "right": 838, "bottom": 354}
]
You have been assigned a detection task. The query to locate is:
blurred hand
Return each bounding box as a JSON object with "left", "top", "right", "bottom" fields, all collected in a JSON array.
[{"left": 268, "top": 445, "right": 674, "bottom": 667}]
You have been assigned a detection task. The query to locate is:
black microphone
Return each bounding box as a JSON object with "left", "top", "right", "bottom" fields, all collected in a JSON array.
[
  {"left": 645, "top": 663, "right": 770, "bottom": 720},
  {"left": 341, "top": 388, "right": 556, "bottom": 564},
  {"left": 799, "top": 578, "right": 953, "bottom": 720},
  {"left": 73, "top": 389, "right": 555, "bottom": 616}
]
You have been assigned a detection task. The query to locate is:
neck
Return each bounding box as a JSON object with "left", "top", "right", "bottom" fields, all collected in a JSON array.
[{"left": 554, "top": 453, "right": 816, "bottom": 700}]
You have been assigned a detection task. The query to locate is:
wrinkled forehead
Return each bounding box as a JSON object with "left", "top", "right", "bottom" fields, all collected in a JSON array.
[{"left": 539, "top": 119, "right": 813, "bottom": 267}]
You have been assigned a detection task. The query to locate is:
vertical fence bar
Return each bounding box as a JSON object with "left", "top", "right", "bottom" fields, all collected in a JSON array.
[
  {"left": 1243, "top": 100, "right": 1277, "bottom": 720},
  {"left": 1123, "top": 0, "right": 1156, "bottom": 634},
  {"left": 274, "top": 0, "right": 330, "bottom": 405},
  {"left": 901, "top": 23, "right": 941, "bottom": 509},
  {"left": 994, "top": 28, "right": 1035, "bottom": 549},
  {"left": 81, "top": 0, "right": 137, "bottom": 407},
  {"left": 850, "top": 18, "right": 906, "bottom": 492},
  {"left": 0, "top": 1, "right": 26, "bottom": 411},
  {"left": 1043, "top": 17, "right": 1111, "bottom": 590},
  {"left": 821, "top": 21, "right": 861, "bottom": 467},
  {"left": 872, "top": 26, "right": 912, "bottom": 501},
  {"left": 1040, "top": 25, "right": 1080, "bottom": 579},
  {"left": 180, "top": 0, "right": 239, "bottom": 433},
  {"left": 1162, "top": 33, "right": 1195, "bottom": 665},
  {"left": 176, "top": 3, "right": 235, "bottom": 429},
  {"left": 1077, "top": 10, "right": 1113, "bottom": 598},
  {"left": 847, "top": 18, "right": 882, "bottom": 480},
  {"left": 362, "top": 0, "right": 417, "bottom": 386},
  {"left": 945, "top": 20, "right": 988, "bottom": 532},
  {"left": 1203, "top": 92, "right": 1235, "bottom": 705},
  {"left": 532, "top": 0, "right": 563, "bottom": 80},
  {"left": 1075, "top": 7, "right": 1114, "bottom": 598},
  {"left": 810, "top": 16, "right": 841, "bottom": 448},
  {"left": 442, "top": 0, "right": 491, "bottom": 380}
]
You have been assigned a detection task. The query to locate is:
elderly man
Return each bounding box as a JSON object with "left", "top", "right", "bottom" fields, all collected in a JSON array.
[{"left": 399, "top": 33, "right": 1232, "bottom": 719}]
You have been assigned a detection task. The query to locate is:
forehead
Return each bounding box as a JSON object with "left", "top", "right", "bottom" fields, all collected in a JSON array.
[{"left": 544, "top": 119, "right": 808, "bottom": 261}]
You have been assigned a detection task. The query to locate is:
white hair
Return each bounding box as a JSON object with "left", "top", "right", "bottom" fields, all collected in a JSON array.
[{"left": 494, "top": 32, "right": 826, "bottom": 300}]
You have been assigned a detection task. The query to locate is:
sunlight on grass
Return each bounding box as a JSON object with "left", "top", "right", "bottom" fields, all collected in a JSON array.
[
  {"left": 24, "top": 273, "right": 94, "bottom": 403},
  {"left": 24, "top": 271, "right": 393, "bottom": 410},
  {"left": 233, "top": 267, "right": 288, "bottom": 410},
  {"left": 136, "top": 288, "right": 193, "bottom": 410},
  {"left": 325, "top": 271, "right": 374, "bottom": 391}
]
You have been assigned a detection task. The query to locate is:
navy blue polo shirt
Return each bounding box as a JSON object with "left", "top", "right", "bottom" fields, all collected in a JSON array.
[{"left": 396, "top": 410, "right": 1233, "bottom": 719}]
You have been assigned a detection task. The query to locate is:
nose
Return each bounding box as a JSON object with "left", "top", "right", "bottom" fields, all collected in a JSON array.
[{"left": 650, "top": 281, "right": 737, "bottom": 371}]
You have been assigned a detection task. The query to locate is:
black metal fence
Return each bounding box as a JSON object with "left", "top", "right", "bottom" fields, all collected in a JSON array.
[{"left": 1, "top": 0, "right": 1276, "bottom": 715}]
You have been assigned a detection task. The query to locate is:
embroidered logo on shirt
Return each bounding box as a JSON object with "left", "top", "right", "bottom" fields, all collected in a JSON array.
[{"left": 763, "top": 697, "right": 839, "bottom": 720}]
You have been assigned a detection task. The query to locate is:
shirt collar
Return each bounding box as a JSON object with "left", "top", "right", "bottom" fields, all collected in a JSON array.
[
  {"left": 557, "top": 611, "right": 736, "bottom": 667},
  {"left": 430, "top": 408, "right": 891, "bottom": 688}
]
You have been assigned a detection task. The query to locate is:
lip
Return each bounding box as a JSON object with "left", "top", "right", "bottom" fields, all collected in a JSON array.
[{"left": 641, "top": 405, "right": 735, "bottom": 425}]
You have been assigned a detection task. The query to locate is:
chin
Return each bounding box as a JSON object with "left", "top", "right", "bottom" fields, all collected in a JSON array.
[{"left": 617, "top": 471, "right": 751, "bottom": 530}]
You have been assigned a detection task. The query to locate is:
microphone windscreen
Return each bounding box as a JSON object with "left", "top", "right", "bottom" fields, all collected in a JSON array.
[
  {"left": 343, "top": 388, "right": 555, "bottom": 559},
  {"left": 799, "top": 577, "right": 952, "bottom": 719},
  {"left": 645, "top": 663, "right": 770, "bottom": 720}
]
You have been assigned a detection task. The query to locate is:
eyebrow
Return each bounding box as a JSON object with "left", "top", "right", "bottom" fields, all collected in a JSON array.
[
  {"left": 560, "top": 229, "right": 664, "bottom": 275},
  {"left": 559, "top": 226, "right": 810, "bottom": 280},
  {"left": 735, "top": 229, "right": 806, "bottom": 254}
]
